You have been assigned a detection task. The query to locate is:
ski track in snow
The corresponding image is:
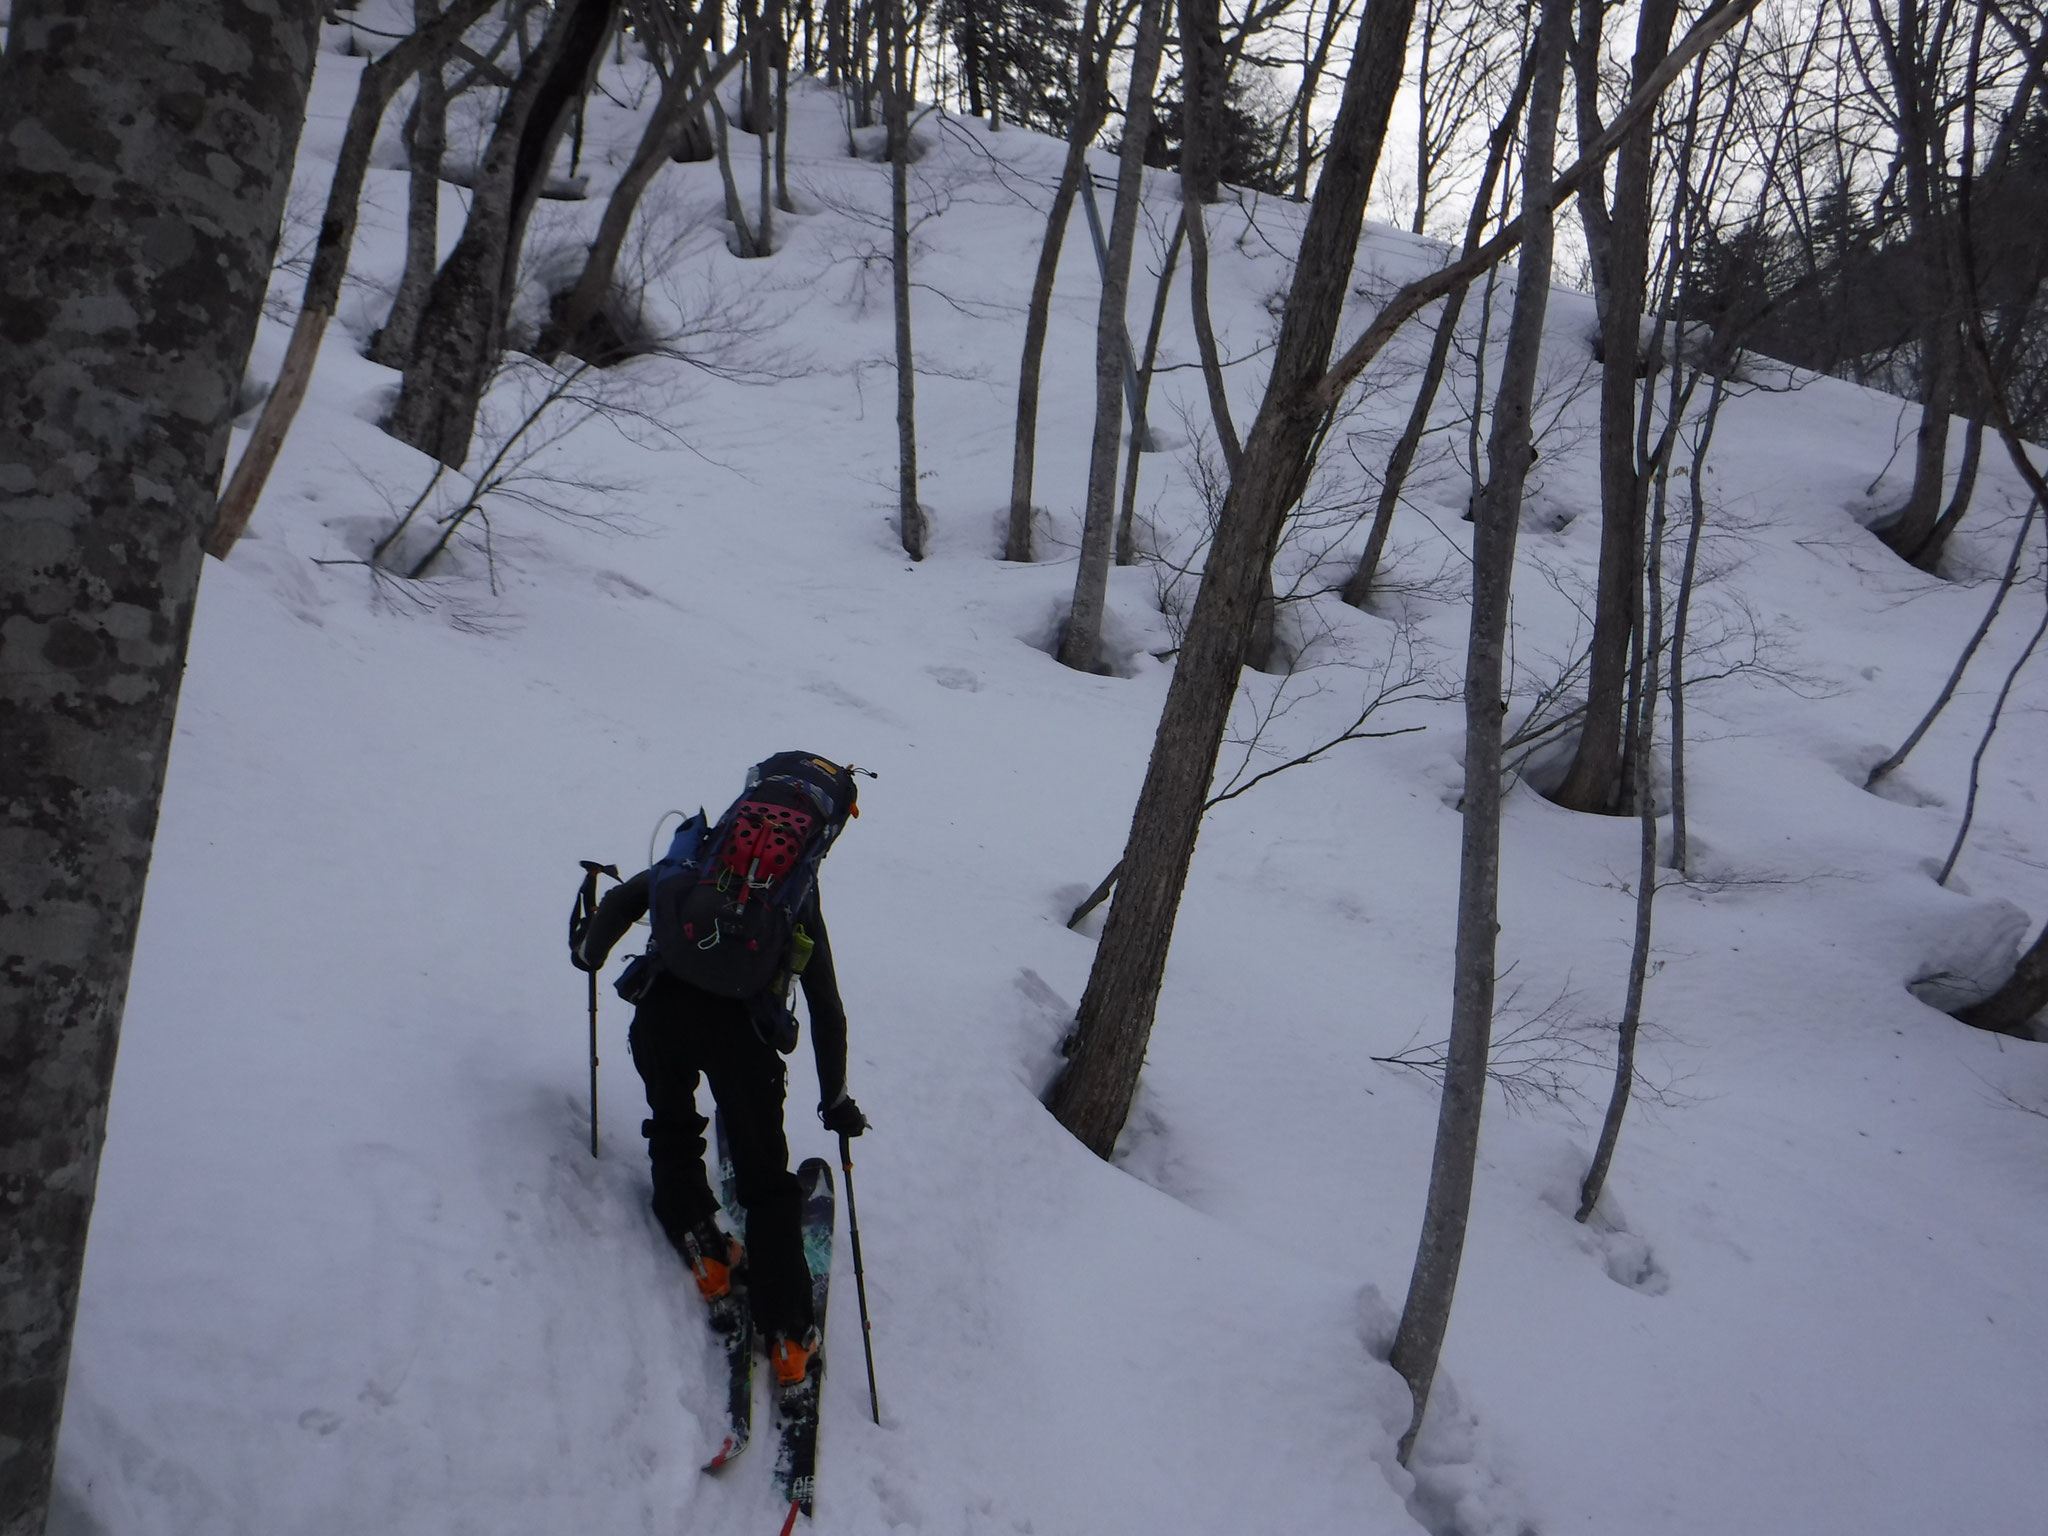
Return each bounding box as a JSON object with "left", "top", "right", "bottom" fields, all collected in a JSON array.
[{"left": 52, "top": 11, "right": 2048, "bottom": 1536}]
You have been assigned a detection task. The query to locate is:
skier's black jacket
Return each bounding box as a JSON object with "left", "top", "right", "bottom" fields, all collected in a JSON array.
[{"left": 575, "top": 869, "right": 851, "bottom": 1106}]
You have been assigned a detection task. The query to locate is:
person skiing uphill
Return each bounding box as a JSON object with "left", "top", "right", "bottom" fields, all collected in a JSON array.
[{"left": 571, "top": 752, "right": 869, "bottom": 1388}]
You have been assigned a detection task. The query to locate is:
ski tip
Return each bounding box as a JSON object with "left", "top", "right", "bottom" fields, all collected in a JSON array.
[
  {"left": 704, "top": 1434, "right": 743, "bottom": 1472},
  {"left": 777, "top": 1498, "right": 802, "bottom": 1536}
]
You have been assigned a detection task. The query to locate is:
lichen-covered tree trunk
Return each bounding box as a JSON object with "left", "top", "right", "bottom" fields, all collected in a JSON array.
[
  {"left": 0, "top": 5, "right": 321, "bottom": 1530},
  {"left": 387, "top": 0, "right": 617, "bottom": 468},
  {"left": 1387, "top": 0, "right": 1569, "bottom": 1462},
  {"left": 1046, "top": 0, "right": 1420, "bottom": 1155}
]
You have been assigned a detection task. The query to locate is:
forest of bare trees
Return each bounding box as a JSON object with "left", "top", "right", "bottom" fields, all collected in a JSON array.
[{"left": 6, "top": 0, "right": 2047, "bottom": 1528}]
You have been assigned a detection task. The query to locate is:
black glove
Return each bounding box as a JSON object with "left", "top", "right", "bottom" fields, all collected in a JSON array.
[
  {"left": 569, "top": 861, "right": 620, "bottom": 973},
  {"left": 820, "top": 1093, "right": 868, "bottom": 1137},
  {"left": 569, "top": 893, "right": 596, "bottom": 971}
]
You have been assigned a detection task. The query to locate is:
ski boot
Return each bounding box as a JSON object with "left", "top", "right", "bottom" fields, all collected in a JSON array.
[{"left": 679, "top": 1219, "right": 745, "bottom": 1304}]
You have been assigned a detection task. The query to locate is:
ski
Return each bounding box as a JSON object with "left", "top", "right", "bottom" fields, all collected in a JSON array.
[
  {"left": 771, "top": 1157, "right": 835, "bottom": 1527},
  {"left": 702, "top": 1113, "right": 754, "bottom": 1471}
]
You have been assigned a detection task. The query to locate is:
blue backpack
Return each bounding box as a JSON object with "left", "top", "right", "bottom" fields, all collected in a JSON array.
[{"left": 624, "top": 753, "right": 860, "bottom": 1016}]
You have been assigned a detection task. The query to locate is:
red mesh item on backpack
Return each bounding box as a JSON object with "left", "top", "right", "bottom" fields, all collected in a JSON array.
[
  {"left": 646, "top": 753, "right": 860, "bottom": 1007},
  {"left": 721, "top": 801, "right": 817, "bottom": 890}
]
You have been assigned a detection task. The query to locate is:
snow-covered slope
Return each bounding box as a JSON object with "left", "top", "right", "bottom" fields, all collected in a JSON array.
[{"left": 54, "top": 19, "right": 2048, "bottom": 1536}]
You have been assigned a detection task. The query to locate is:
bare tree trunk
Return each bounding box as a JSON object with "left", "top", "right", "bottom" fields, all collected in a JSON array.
[
  {"left": 711, "top": 77, "right": 763, "bottom": 255},
  {"left": 1570, "top": 0, "right": 1616, "bottom": 320},
  {"left": 1343, "top": 43, "right": 1534, "bottom": 607},
  {"left": 1348, "top": 295, "right": 1464, "bottom": 601},
  {"left": 1936, "top": 583, "right": 2048, "bottom": 887},
  {"left": 1412, "top": 0, "right": 1437, "bottom": 231},
  {"left": 1178, "top": 0, "right": 1240, "bottom": 468},
  {"left": 387, "top": 0, "right": 618, "bottom": 468},
  {"left": 1282, "top": 0, "right": 1357, "bottom": 200},
  {"left": 853, "top": 0, "right": 878, "bottom": 128},
  {"left": 1004, "top": 0, "right": 1112, "bottom": 562},
  {"left": 1910, "top": 414, "right": 1984, "bottom": 568},
  {"left": 368, "top": 0, "right": 456, "bottom": 370},
  {"left": 1551, "top": 0, "right": 1680, "bottom": 815},
  {"left": 674, "top": 102, "right": 717, "bottom": 162},
  {"left": 758, "top": 45, "right": 777, "bottom": 252},
  {"left": 910, "top": 0, "right": 932, "bottom": 98},
  {"left": 1313, "top": 0, "right": 1761, "bottom": 409},
  {"left": 1178, "top": 0, "right": 1240, "bottom": 471},
  {"left": 1578, "top": 354, "right": 1680, "bottom": 1223},
  {"left": 1464, "top": 269, "right": 1497, "bottom": 511},
  {"left": 776, "top": 40, "right": 795, "bottom": 213},
  {"left": 888, "top": 0, "right": 927, "bottom": 558},
  {"left": 1666, "top": 373, "right": 1726, "bottom": 875},
  {"left": 742, "top": 0, "right": 771, "bottom": 132},
  {"left": 1882, "top": 400, "right": 1955, "bottom": 560},
  {"left": 538, "top": 17, "right": 737, "bottom": 361},
  {"left": 1388, "top": 0, "right": 1568, "bottom": 1462},
  {"left": 1041, "top": 0, "right": 1762, "bottom": 1163},
  {"left": 1046, "top": 0, "right": 1420, "bottom": 1152},
  {"left": 0, "top": 7, "right": 319, "bottom": 1530},
  {"left": 1182, "top": 204, "right": 1240, "bottom": 454},
  {"left": 208, "top": 0, "right": 499, "bottom": 554},
  {"left": 1959, "top": 918, "right": 2048, "bottom": 1037},
  {"left": 1873, "top": 0, "right": 1960, "bottom": 565},
  {"left": 1058, "top": 0, "right": 1170, "bottom": 671},
  {"left": 957, "top": 0, "right": 989, "bottom": 114},
  {"left": 1864, "top": 490, "right": 2042, "bottom": 789},
  {"left": 1119, "top": 214, "right": 1189, "bottom": 566}
]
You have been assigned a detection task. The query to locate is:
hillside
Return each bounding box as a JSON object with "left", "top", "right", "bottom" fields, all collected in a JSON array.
[{"left": 53, "top": 21, "right": 2048, "bottom": 1536}]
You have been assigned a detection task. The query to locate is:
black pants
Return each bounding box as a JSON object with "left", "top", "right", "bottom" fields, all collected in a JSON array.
[{"left": 628, "top": 973, "right": 814, "bottom": 1340}]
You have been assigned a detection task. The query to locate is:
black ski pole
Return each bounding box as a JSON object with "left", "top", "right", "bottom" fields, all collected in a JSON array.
[
  {"left": 838, "top": 1131, "right": 881, "bottom": 1424},
  {"left": 576, "top": 861, "right": 619, "bottom": 1158}
]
